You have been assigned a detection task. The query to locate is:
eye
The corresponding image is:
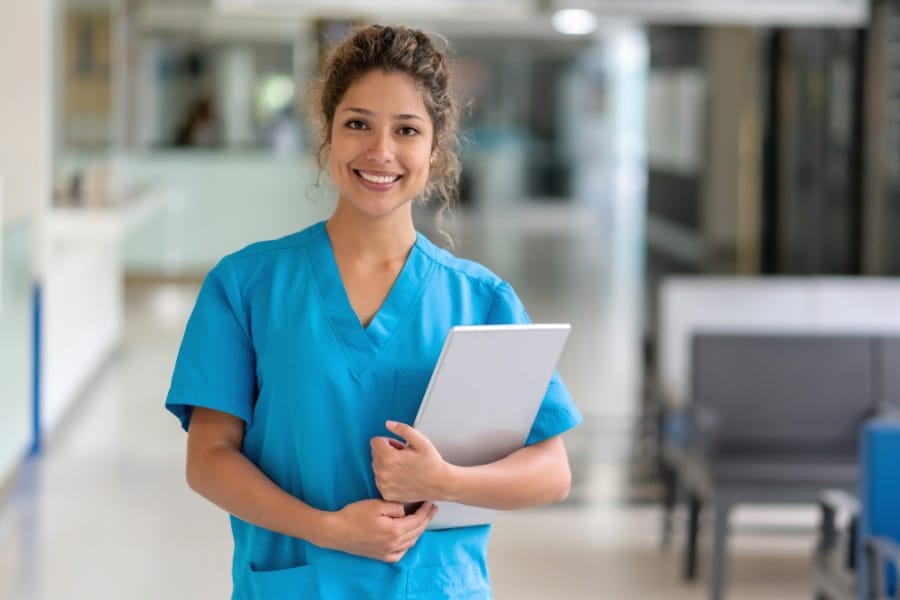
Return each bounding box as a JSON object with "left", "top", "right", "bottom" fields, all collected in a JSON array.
[
  {"left": 345, "top": 119, "right": 368, "bottom": 130},
  {"left": 398, "top": 126, "right": 420, "bottom": 137}
]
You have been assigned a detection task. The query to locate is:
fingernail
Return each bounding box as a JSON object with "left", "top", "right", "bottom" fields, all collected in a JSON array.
[{"left": 386, "top": 420, "right": 397, "bottom": 428}]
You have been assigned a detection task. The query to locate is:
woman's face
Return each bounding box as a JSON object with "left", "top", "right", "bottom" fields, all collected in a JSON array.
[{"left": 328, "top": 70, "right": 434, "bottom": 221}]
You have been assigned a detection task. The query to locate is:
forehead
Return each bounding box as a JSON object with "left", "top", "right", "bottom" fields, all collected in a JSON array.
[{"left": 337, "top": 70, "right": 429, "bottom": 118}]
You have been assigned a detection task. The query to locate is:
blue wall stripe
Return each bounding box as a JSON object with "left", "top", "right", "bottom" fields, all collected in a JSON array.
[{"left": 30, "top": 282, "right": 41, "bottom": 456}]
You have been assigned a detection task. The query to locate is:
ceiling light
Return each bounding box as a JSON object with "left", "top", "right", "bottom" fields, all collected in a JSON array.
[{"left": 551, "top": 8, "right": 598, "bottom": 35}]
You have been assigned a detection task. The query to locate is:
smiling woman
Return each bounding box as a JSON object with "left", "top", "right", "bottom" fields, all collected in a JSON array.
[
  {"left": 165, "top": 23, "right": 582, "bottom": 600},
  {"left": 327, "top": 70, "right": 434, "bottom": 222},
  {"left": 311, "top": 24, "right": 462, "bottom": 224}
]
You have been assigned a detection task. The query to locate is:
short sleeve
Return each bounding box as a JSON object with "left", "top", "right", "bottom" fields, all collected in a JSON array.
[
  {"left": 165, "top": 258, "right": 257, "bottom": 431},
  {"left": 486, "top": 281, "right": 584, "bottom": 445}
]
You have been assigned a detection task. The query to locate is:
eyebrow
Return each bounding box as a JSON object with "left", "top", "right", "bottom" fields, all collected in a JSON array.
[{"left": 342, "top": 107, "right": 426, "bottom": 122}]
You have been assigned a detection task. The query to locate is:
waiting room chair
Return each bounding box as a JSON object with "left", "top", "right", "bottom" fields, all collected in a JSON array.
[
  {"left": 815, "top": 417, "right": 900, "bottom": 600},
  {"left": 674, "top": 333, "right": 880, "bottom": 600}
]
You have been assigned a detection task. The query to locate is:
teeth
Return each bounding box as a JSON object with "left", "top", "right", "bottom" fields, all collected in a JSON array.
[{"left": 358, "top": 172, "right": 399, "bottom": 184}]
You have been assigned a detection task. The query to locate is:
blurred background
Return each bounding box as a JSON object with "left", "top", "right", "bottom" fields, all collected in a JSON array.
[{"left": 1, "top": 0, "right": 899, "bottom": 599}]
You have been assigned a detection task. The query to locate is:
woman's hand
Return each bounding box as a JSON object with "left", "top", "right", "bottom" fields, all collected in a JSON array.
[
  {"left": 374, "top": 426, "right": 572, "bottom": 511},
  {"left": 370, "top": 421, "right": 453, "bottom": 503},
  {"left": 324, "top": 498, "right": 437, "bottom": 563}
]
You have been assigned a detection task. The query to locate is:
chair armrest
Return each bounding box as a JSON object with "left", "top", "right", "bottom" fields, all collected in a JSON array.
[
  {"left": 817, "top": 490, "right": 859, "bottom": 565},
  {"left": 865, "top": 536, "right": 900, "bottom": 600},
  {"left": 820, "top": 490, "right": 860, "bottom": 514}
]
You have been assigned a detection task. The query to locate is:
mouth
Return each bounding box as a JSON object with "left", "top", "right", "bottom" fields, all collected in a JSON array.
[{"left": 354, "top": 170, "right": 402, "bottom": 188}]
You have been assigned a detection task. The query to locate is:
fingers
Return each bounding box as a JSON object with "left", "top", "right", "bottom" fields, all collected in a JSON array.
[
  {"left": 384, "top": 551, "right": 405, "bottom": 563},
  {"left": 370, "top": 436, "right": 410, "bottom": 502},
  {"left": 392, "top": 504, "right": 437, "bottom": 553},
  {"left": 422, "top": 501, "right": 439, "bottom": 527},
  {"left": 370, "top": 436, "right": 398, "bottom": 453},
  {"left": 377, "top": 501, "right": 439, "bottom": 563},
  {"left": 413, "top": 499, "right": 437, "bottom": 519},
  {"left": 337, "top": 499, "right": 437, "bottom": 564},
  {"left": 378, "top": 500, "right": 436, "bottom": 525},
  {"left": 385, "top": 421, "right": 428, "bottom": 448},
  {"left": 395, "top": 503, "right": 438, "bottom": 548},
  {"left": 405, "top": 501, "right": 438, "bottom": 534},
  {"left": 376, "top": 500, "right": 407, "bottom": 519},
  {"left": 390, "top": 501, "right": 436, "bottom": 534},
  {"left": 370, "top": 436, "right": 408, "bottom": 470}
]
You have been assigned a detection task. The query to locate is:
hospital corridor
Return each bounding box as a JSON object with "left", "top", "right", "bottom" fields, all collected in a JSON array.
[{"left": 2, "top": 0, "right": 900, "bottom": 599}]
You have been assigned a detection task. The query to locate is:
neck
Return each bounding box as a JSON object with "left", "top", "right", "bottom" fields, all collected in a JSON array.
[{"left": 326, "top": 204, "right": 417, "bottom": 263}]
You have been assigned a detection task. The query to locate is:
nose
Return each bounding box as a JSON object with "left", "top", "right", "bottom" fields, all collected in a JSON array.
[{"left": 365, "top": 130, "right": 394, "bottom": 163}]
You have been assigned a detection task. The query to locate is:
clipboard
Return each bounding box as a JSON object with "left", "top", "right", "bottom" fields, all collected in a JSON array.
[{"left": 411, "top": 323, "right": 571, "bottom": 529}]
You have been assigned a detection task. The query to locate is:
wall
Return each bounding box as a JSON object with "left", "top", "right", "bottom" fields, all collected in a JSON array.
[
  {"left": 0, "top": 3, "right": 53, "bottom": 225},
  {"left": 0, "top": 2, "right": 54, "bottom": 481}
]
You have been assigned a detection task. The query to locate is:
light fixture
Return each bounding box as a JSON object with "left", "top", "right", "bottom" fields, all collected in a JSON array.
[
  {"left": 256, "top": 75, "right": 296, "bottom": 119},
  {"left": 551, "top": 8, "right": 598, "bottom": 35}
]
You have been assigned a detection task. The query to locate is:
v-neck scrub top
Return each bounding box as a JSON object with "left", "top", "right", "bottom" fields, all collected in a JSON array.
[{"left": 166, "top": 221, "right": 583, "bottom": 600}]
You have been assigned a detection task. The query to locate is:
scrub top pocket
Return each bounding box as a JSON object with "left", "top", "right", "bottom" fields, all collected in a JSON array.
[
  {"left": 248, "top": 563, "right": 319, "bottom": 599},
  {"left": 405, "top": 562, "right": 492, "bottom": 600}
]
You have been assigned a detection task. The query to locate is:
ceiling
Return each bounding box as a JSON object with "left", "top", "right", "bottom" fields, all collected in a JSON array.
[
  {"left": 133, "top": 0, "right": 582, "bottom": 42},
  {"left": 66, "top": 0, "right": 871, "bottom": 41},
  {"left": 211, "top": 0, "right": 870, "bottom": 26}
]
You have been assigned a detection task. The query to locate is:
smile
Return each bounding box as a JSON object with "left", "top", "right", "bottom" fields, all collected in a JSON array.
[{"left": 355, "top": 170, "right": 402, "bottom": 185}]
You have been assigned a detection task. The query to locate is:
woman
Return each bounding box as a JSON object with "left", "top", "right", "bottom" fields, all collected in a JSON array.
[{"left": 166, "top": 24, "right": 582, "bottom": 599}]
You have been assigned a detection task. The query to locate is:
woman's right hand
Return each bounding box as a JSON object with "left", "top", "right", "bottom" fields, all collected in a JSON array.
[{"left": 322, "top": 499, "right": 437, "bottom": 563}]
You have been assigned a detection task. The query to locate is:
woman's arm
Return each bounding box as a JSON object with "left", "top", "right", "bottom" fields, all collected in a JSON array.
[
  {"left": 187, "top": 407, "right": 436, "bottom": 562},
  {"left": 371, "top": 421, "right": 572, "bottom": 510}
]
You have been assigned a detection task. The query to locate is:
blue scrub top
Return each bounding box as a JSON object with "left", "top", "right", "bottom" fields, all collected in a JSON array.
[{"left": 166, "top": 221, "right": 583, "bottom": 600}]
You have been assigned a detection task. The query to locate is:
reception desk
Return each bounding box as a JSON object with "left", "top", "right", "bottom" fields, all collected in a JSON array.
[
  {"left": 113, "top": 151, "right": 333, "bottom": 277},
  {"left": 40, "top": 192, "right": 161, "bottom": 437}
]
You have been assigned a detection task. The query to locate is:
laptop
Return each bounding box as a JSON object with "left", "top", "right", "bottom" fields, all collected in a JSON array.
[{"left": 409, "top": 323, "right": 571, "bottom": 529}]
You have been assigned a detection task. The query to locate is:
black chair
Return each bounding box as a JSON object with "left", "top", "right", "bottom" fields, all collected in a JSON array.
[{"left": 676, "top": 333, "right": 880, "bottom": 600}]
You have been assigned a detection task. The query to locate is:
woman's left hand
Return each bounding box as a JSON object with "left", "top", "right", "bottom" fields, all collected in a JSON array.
[{"left": 371, "top": 421, "right": 453, "bottom": 503}]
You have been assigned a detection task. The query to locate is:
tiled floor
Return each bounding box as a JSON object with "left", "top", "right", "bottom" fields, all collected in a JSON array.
[{"left": 0, "top": 203, "right": 817, "bottom": 599}]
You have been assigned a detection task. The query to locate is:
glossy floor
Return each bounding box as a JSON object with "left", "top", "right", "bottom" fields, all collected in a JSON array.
[{"left": 0, "top": 203, "right": 816, "bottom": 599}]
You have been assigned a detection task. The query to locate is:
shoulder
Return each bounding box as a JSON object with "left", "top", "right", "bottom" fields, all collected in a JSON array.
[
  {"left": 211, "top": 221, "right": 324, "bottom": 278},
  {"left": 199, "top": 222, "right": 325, "bottom": 308},
  {"left": 415, "top": 233, "right": 524, "bottom": 322},
  {"left": 224, "top": 222, "right": 323, "bottom": 266},
  {"left": 415, "top": 233, "right": 506, "bottom": 293}
]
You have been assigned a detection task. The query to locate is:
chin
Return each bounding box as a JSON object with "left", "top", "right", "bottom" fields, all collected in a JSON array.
[{"left": 350, "top": 201, "right": 412, "bottom": 220}]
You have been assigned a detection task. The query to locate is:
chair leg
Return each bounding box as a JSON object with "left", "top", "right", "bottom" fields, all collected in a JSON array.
[
  {"left": 661, "top": 463, "right": 678, "bottom": 549},
  {"left": 683, "top": 495, "right": 701, "bottom": 581},
  {"left": 708, "top": 499, "right": 731, "bottom": 600}
]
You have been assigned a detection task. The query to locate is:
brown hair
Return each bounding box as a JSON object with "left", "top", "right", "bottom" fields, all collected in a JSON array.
[{"left": 310, "top": 24, "right": 462, "bottom": 221}]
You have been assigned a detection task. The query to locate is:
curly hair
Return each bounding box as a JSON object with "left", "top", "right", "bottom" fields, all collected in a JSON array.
[{"left": 310, "top": 24, "right": 462, "bottom": 220}]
